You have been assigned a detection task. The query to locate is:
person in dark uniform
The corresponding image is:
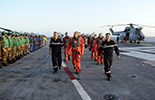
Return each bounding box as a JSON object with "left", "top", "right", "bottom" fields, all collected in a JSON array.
[
  {"left": 98, "top": 33, "right": 120, "bottom": 81},
  {"left": 49, "top": 32, "right": 64, "bottom": 74},
  {"left": 88, "top": 35, "right": 92, "bottom": 51},
  {"left": 116, "top": 36, "right": 119, "bottom": 43}
]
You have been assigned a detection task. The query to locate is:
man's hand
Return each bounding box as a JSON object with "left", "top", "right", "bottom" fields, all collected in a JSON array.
[
  {"left": 117, "top": 55, "right": 120, "bottom": 59},
  {"left": 49, "top": 48, "right": 51, "bottom": 55}
]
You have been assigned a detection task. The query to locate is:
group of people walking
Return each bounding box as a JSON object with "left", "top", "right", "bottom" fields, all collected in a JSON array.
[
  {"left": 49, "top": 31, "right": 87, "bottom": 74},
  {"left": 0, "top": 31, "right": 47, "bottom": 68},
  {"left": 49, "top": 31, "right": 120, "bottom": 81},
  {"left": 88, "top": 33, "right": 120, "bottom": 81}
]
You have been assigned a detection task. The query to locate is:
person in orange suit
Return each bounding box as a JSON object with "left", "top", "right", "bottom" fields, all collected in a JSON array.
[
  {"left": 78, "top": 32, "right": 83, "bottom": 56},
  {"left": 63, "top": 32, "right": 71, "bottom": 62},
  {"left": 81, "top": 34, "right": 87, "bottom": 55},
  {"left": 70, "top": 31, "right": 81, "bottom": 74},
  {"left": 89, "top": 34, "right": 97, "bottom": 60},
  {"left": 95, "top": 33, "right": 105, "bottom": 65}
]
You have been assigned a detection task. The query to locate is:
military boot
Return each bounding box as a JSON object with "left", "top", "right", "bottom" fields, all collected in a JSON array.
[
  {"left": 53, "top": 68, "right": 58, "bottom": 74},
  {"left": 106, "top": 73, "right": 111, "bottom": 81},
  {"left": 59, "top": 66, "right": 62, "bottom": 70},
  {"left": 3, "top": 62, "right": 9, "bottom": 66}
]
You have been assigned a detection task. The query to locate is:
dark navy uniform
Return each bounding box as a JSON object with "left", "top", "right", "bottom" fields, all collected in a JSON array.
[
  {"left": 98, "top": 40, "right": 119, "bottom": 80},
  {"left": 49, "top": 38, "right": 63, "bottom": 73}
]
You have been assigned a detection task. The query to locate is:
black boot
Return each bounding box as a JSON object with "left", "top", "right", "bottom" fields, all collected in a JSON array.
[
  {"left": 53, "top": 68, "right": 58, "bottom": 74},
  {"left": 76, "top": 72, "right": 79, "bottom": 74},
  {"left": 13, "top": 58, "right": 16, "bottom": 62},
  {"left": 3, "top": 62, "right": 9, "bottom": 66},
  {"left": 106, "top": 73, "right": 111, "bottom": 81},
  {"left": 9, "top": 60, "right": 14, "bottom": 64},
  {"left": 59, "top": 66, "right": 62, "bottom": 70}
]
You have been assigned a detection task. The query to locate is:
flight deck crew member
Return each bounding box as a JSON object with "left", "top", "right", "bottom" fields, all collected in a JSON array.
[
  {"left": 78, "top": 32, "right": 83, "bottom": 56},
  {"left": 63, "top": 32, "right": 71, "bottom": 62},
  {"left": 81, "top": 34, "right": 86, "bottom": 55},
  {"left": 70, "top": 31, "right": 82, "bottom": 74},
  {"left": 95, "top": 33, "right": 105, "bottom": 65},
  {"left": 98, "top": 33, "right": 120, "bottom": 81},
  {"left": 90, "top": 34, "right": 97, "bottom": 60},
  {"left": 88, "top": 35, "right": 92, "bottom": 51},
  {"left": 49, "top": 32, "right": 64, "bottom": 74}
]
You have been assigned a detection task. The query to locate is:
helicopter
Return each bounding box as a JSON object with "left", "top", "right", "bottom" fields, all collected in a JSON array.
[{"left": 101, "top": 23, "right": 155, "bottom": 44}]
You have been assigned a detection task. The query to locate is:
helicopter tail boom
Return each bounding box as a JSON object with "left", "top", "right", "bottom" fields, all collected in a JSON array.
[{"left": 109, "top": 28, "right": 120, "bottom": 36}]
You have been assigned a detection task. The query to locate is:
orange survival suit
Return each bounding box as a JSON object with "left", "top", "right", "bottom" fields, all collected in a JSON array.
[
  {"left": 90, "top": 37, "right": 97, "bottom": 60},
  {"left": 94, "top": 36, "right": 105, "bottom": 64},
  {"left": 70, "top": 36, "right": 81, "bottom": 73},
  {"left": 63, "top": 36, "right": 71, "bottom": 61}
]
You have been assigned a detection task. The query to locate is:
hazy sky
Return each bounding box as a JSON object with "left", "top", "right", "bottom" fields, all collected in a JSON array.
[{"left": 0, "top": 0, "right": 155, "bottom": 37}]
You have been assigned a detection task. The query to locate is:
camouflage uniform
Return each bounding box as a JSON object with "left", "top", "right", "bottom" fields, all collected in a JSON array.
[
  {"left": 25, "top": 34, "right": 30, "bottom": 54},
  {"left": 17, "top": 33, "right": 23, "bottom": 57},
  {"left": 15, "top": 34, "right": 20, "bottom": 59},
  {"left": 0, "top": 34, "right": 2, "bottom": 68},
  {"left": 7, "top": 32, "right": 14, "bottom": 63},
  {"left": 21, "top": 33, "right": 26, "bottom": 55},
  {"left": 12, "top": 33, "right": 17, "bottom": 62},
  {"left": 1, "top": 31, "right": 9, "bottom": 66}
]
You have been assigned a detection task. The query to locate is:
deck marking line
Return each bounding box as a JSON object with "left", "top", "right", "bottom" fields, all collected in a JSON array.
[
  {"left": 62, "top": 61, "right": 92, "bottom": 100},
  {"left": 63, "top": 67, "right": 76, "bottom": 80}
]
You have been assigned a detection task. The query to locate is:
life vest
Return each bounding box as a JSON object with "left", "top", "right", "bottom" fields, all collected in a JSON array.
[
  {"left": 82, "top": 36, "right": 86, "bottom": 43},
  {"left": 91, "top": 37, "right": 96, "bottom": 45},
  {"left": 97, "top": 37, "right": 104, "bottom": 45},
  {"left": 64, "top": 36, "right": 70, "bottom": 45},
  {"left": 72, "top": 37, "right": 80, "bottom": 48}
]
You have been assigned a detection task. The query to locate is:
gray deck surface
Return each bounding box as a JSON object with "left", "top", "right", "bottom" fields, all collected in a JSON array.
[{"left": 0, "top": 41, "right": 155, "bottom": 100}]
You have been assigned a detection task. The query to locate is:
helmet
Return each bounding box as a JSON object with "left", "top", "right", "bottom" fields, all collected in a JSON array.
[
  {"left": 8, "top": 31, "right": 12, "bottom": 35},
  {"left": 1, "top": 31, "right": 7, "bottom": 35}
]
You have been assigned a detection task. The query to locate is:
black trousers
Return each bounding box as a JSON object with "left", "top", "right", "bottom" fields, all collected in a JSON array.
[
  {"left": 52, "top": 51, "right": 62, "bottom": 68},
  {"left": 104, "top": 54, "right": 113, "bottom": 77}
]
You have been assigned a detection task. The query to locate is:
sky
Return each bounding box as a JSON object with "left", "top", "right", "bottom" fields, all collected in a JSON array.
[{"left": 0, "top": 0, "right": 155, "bottom": 37}]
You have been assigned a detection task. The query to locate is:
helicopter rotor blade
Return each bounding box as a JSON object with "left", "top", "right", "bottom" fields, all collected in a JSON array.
[
  {"left": 112, "top": 24, "right": 127, "bottom": 26},
  {"left": 135, "top": 24, "right": 155, "bottom": 28},
  {"left": 0, "top": 27, "right": 12, "bottom": 32},
  {"left": 100, "top": 25, "right": 111, "bottom": 27}
]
